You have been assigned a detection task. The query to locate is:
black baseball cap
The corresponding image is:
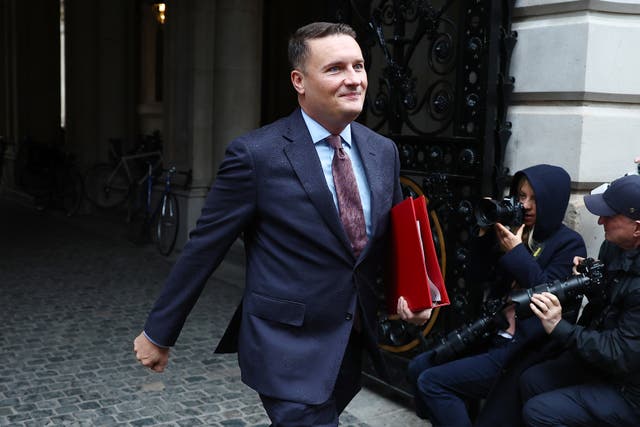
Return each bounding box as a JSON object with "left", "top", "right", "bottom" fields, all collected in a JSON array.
[{"left": 584, "top": 174, "right": 640, "bottom": 220}]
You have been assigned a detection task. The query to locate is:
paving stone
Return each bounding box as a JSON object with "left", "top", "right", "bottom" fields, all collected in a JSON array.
[
  {"left": 131, "top": 417, "right": 158, "bottom": 426},
  {"left": 0, "top": 198, "right": 425, "bottom": 426}
]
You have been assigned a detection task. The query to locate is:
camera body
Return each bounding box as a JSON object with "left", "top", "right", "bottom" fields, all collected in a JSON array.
[
  {"left": 475, "top": 196, "right": 524, "bottom": 227},
  {"left": 428, "top": 258, "right": 605, "bottom": 365}
]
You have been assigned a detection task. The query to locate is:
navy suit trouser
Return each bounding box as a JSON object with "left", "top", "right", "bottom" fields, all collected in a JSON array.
[
  {"left": 520, "top": 352, "right": 640, "bottom": 427},
  {"left": 407, "top": 336, "right": 513, "bottom": 427},
  {"left": 259, "top": 330, "right": 363, "bottom": 427}
]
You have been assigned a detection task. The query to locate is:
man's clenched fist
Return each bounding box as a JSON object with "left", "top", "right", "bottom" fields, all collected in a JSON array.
[{"left": 133, "top": 332, "right": 170, "bottom": 372}]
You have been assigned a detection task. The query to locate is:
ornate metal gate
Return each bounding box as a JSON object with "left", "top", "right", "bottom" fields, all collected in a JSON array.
[{"left": 333, "top": 0, "right": 518, "bottom": 394}]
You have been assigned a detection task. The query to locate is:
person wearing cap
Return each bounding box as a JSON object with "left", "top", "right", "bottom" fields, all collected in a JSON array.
[{"left": 520, "top": 174, "right": 640, "bottom": 426}]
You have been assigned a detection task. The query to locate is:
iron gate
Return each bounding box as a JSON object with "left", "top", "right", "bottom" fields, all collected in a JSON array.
[{"left": 333, "top": 0, "right": 518, "bottom": 394}]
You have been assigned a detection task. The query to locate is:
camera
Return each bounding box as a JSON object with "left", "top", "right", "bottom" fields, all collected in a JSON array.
[
  {"left": 475, "top": 196, "right": 524, "bottom": 227},
  {"left": 510, "top": 258, "right": 605, "bottom": 317},
  {"left": 430, "top": 298, "right": 508, "bottom": 365},
  {"left": 428, "top": 258, "right": 604, "bottom": 365}
]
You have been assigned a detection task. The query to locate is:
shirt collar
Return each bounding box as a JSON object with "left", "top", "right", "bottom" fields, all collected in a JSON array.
[{"left": 300, "top": 109, "right": 352, "bottom": 148}]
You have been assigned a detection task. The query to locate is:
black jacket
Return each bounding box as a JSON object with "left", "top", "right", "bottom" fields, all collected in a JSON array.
[{"left": 552, "top": 240, "right": 640, "bottom": 409}]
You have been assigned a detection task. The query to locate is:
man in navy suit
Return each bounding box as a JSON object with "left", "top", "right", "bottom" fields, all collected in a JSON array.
[{"left": 133, "top": 22, "right": 431, "bottom": 426}]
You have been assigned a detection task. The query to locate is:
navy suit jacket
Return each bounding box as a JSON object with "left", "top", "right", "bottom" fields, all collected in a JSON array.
[{"left": 144, "top": 109, "right": 403, "bottom": 404}]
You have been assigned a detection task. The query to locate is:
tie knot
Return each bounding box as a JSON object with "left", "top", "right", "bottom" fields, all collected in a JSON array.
[{"left": 327, "top": 134, "right": 342, "bottom": 150}]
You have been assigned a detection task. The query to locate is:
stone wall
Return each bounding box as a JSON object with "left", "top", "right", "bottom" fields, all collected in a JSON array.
[{"left": 508, "top": 0, "right": 640, "bottom": 256}]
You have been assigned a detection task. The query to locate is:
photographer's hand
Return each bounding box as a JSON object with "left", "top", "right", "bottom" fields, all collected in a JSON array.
[
  {"left": 502, "top": 303, "right": 516, "bottom": 335},
  {"left": 530, "top": 292, "right": 563, "bottom": 334},
  {"left": 495, "top": 222, "right": 524, "bottom": 252},
  {"left": 572, "top": 256, "right": 585, "bottom": 275}
]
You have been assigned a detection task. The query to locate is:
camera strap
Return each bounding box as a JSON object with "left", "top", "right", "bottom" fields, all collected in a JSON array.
[{"left": 588, "top": 274, "right": 621, "bottom": 329}]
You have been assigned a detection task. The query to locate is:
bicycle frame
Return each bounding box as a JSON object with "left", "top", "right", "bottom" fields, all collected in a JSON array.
[
  {"left": 107, "top": 150, "right": 163, "bottom": 188},
  {"left": 144, "top": 164, "right": 176, "bottom": 219}
]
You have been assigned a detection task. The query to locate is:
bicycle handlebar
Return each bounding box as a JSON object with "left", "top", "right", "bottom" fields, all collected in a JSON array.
[{"left": 159, "top": 166, "right": 192, "bottom": 189}]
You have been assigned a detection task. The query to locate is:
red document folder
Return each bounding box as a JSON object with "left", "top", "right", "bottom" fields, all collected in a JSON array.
[{"left": 388, "top": 195, "right": 450, "bottom": 313}]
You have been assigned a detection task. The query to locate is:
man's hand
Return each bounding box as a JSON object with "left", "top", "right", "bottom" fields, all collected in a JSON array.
[
  {"left": 133, "top": 332, "right": 170, "bottom": 372},
  {"left": 495, "top": 222, "right": 524, "bottom": 252},
  {"left": 397, "top": 296, "right": 432, "bottom": 326},
  {"left": 529, "top": 292, "right": 563, "bottom": 334}
]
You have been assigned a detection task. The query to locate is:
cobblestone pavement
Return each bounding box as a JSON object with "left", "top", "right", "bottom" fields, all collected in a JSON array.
[{"left": 0, "top": 198, "right": 425, "bottom": 427}]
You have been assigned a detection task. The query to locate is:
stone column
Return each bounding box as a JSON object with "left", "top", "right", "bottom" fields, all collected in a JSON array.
[
  {"left": 507, "top": 0, "right": 640, "bottom": 256},
  {"left": 65, "top": 0, "right": 136, "bottom": 167},
  {"left": 211, "top": 0, "right": 264, "bottom": 170},
  {"left": 163, "top": 0, "right": 263, "bottom": 248},
  {"left": 0, "top": 0, "right": 18, "bottom": 191},
  {"left": 0, "top": 0, "right": 60, "bottom": 194}
]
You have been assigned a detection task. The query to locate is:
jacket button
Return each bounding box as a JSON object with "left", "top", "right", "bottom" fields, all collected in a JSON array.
[{"left": 345, "top": 313, "right": 353, "bottom": 321}]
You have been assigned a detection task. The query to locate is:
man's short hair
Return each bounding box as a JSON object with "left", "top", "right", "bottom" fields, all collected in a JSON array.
[
  {"left": 288, "top": 22, "right": 358, "bottom": 71},
  {"left": 584, "top": 174, "right": 640, "bottom": 220}
]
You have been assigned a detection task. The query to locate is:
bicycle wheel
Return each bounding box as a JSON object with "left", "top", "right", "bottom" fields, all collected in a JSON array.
[
  {"left": 84, "top": 163, "right": 129, "bottom": 208},
  {"left": 153, "top": 192, "right": 179, "bottom": 256},
  {"left": 61, "top": 166, "right": 84, "bottom": 216}
]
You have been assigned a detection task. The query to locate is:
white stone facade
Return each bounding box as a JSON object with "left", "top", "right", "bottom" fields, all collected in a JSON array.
[{"left": 508, "top": 0, "right": 640, "bottom": 256}]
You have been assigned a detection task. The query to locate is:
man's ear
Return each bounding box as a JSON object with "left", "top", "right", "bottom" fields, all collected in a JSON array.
[
  {"left": 634, "top": 220, "right": 640, "bottom": 237},
  {"left": 291, "top": 70, "right": 304, "bottom": 95}
]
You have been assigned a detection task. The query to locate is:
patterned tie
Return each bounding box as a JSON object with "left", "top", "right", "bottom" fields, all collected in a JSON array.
[{"left": 327, "top": 134, "right": 368, "bottom": 257}]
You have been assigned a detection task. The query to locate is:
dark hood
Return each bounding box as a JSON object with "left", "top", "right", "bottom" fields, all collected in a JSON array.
[{"left": 510, "top": 164, "right": 571, "bottom": 241}]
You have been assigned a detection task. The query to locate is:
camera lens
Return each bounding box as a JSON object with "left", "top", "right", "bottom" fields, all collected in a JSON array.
[
  {"left": 510, "top": 275, "right": 592, "bottom": 318},
  {"left": 475, "top": 199, "right": 500, "bottom": 227},
  {"left": 475, "top": 197, "right": 524, "bottom": 227}
]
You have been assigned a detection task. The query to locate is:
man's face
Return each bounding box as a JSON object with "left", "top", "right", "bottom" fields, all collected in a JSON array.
[
  {"left": 291, "top": 34, "right": 367, "bottom": 133},
  {"left": 598, "top": 214, "right": 640, "bottom": 250}
]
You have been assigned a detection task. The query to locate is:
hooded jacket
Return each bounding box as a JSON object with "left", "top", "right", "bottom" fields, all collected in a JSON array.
[
  {"left": 465, "top": 165, "right": 588, "bottom": 427},
  {"left": 471, "top": 165, "right": 586, "bottom": 295},
  {"left": 499, "top": 164, "right": 585, "bottom": 286},
  {"left": 469, "top": 164, "right": 587, "bottom": 342},
  {"left": 413, "top": 165, "right": 588, "bottom": 427},
  {"left": 501, "top": 165, "right": 587, "bottom": 342}
]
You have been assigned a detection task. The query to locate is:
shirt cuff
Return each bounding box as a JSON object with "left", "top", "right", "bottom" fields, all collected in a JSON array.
[{"left": 143, "top": 331, "right": 171, "bottom": 348}]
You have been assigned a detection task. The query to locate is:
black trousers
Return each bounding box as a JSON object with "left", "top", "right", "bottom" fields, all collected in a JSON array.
[{"left": 520, "top": 351, "right": 640, "bottom": 427}]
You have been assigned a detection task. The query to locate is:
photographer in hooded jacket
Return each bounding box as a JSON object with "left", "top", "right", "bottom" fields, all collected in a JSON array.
[
  {"left": 520, "top": 174, "right": 640, "bottom": 427},
  {"left": 406, "top": 164, "right": 587, "bottom": 427}
]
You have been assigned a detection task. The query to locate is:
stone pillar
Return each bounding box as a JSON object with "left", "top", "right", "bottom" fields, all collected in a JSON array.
[
  {"left": 163, "top": 0, "right": 263, "bottom": 248},
  {"left": 65, "top": 0, "right": 136, "bottom": 167},
  {"left": 211, "top": 0, "right": 264, "bottom": 170},
  {"left": 0, "top": 0, "right": 60, "bottom": 194},
  {"left": 507, "top": 0, "right": 640, "bottom": 256},
  {"left": 0, "top": 0, "right": 18, "bottom": 191}
]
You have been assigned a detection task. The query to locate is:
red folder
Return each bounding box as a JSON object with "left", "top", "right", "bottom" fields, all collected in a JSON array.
[{"left": 388, "top": 195, "right": 450, "bottom": 313}]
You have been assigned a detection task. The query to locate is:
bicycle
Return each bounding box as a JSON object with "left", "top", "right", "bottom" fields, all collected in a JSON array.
[
  {"left": 128, "top": 163, "right": 192, "bottom": 256},
  {"left": 84, "top": 136, "right": 162, "bottom": 210}
]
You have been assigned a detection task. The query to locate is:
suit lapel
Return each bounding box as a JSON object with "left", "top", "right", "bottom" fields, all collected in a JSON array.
[
  {"left": 353, "top": 125, "right": 386, "bottom": 243},
  {"left": 282, "top": 111, "right": 354, "bottom": 255}
]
